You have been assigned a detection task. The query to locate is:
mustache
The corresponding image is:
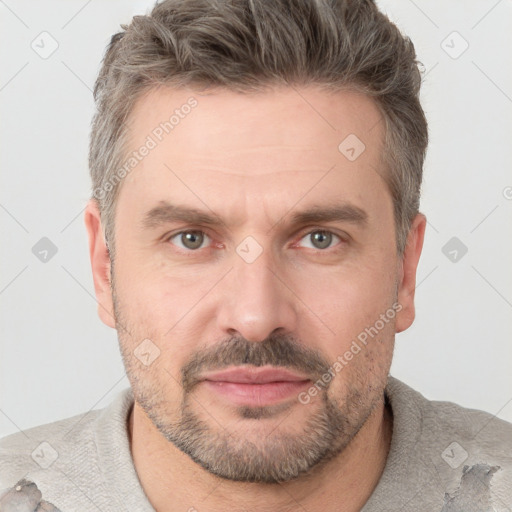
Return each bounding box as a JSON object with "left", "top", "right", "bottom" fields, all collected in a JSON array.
[{"left": 181, "top": 333, "right": 331, "bottom": 393}]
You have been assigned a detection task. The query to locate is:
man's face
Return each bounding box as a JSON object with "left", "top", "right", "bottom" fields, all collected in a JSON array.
[{"left": 98, "top": 86, "right": 414, "bottom": 482}]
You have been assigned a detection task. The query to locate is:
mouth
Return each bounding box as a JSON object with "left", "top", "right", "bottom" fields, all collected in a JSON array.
[{"left": 200, "top": 366, "right": 312, "bottom": 407}]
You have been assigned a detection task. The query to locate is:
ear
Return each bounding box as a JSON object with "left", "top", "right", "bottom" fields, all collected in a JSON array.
[
  {"left": 395, "top": 213, "right": 426, "bottom": 333},
  {"left": 84, "top": 199, "right": 116, "bottom": 329}
]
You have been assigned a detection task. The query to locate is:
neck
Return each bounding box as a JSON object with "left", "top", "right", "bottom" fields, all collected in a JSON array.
[{"left": 128, "top": 398, "right": 393, "bottom": 512}]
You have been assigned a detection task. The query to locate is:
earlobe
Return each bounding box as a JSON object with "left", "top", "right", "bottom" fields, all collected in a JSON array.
[
  {"left": 395, "top": 213, "right": 426, "bottom": 333},
  {"left": 84, "top": 199, "right": 116, "bottom": 329}
]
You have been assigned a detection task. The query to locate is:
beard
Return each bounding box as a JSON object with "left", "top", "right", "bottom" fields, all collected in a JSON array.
[{"left": 112, "top": 277, "right": 388, "bottom": 484}]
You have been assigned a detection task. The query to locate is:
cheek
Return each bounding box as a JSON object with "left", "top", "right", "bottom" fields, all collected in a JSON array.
[
  {"left": 114, "top": 252, "right": 182, "bottom": 322},
  {"left": 297, "top": 258, "right": 397, "bottom": 331},
  {"left": 113, "top": 262, "right": 210, "bottom": 371},
  {"left": 292, "top": 261, "right": 397, "bottom": 390}
]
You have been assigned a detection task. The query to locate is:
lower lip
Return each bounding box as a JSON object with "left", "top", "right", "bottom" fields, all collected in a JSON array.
[{"left": 202, "top": 380, "right": 311, "bottom": 406}]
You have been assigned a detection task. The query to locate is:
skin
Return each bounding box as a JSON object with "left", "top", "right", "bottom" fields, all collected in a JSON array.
[{"left": 85, "top": 85, "right": 425, "bottom": 512}]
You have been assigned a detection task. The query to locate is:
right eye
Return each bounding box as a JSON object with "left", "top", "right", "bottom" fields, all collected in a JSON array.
[{"left": 166, "top": 230, "right": 212, "bottom": 251}]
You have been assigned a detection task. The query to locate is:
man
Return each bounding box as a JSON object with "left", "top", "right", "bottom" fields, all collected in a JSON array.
[{"left": 1, "top": 0, "right": 511, "bottom": 511}]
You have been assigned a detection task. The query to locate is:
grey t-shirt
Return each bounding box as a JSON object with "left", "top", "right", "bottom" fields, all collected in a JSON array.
[{"left": 1, "top": 376, "right": 511, "bottom": 511}]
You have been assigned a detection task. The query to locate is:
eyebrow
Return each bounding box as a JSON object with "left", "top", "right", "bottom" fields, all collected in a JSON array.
[
  {"left": 140, "top": 201, "right": 368, "bottom": 231},
  {"left": 289, "top": 204, "right": 368, "bottom": 227},
  {"left": 141, "top": 202, "right": 225, "bottom": 230}
]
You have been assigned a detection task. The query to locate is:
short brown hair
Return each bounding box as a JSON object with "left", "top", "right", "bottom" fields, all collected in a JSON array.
[{"left": 89, "top": 0, "right": 428, "bottom": 257}]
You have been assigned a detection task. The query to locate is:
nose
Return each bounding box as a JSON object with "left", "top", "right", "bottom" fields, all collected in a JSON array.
[{"left": 215, "top": 242, "right": 299, "bottom": 343}]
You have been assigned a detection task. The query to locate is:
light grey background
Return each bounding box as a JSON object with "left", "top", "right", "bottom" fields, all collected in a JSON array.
[{"left": 1, "top": 0, "right": 511, "bottom": 439}]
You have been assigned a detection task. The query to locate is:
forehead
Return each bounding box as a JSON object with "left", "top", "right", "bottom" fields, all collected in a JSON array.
[
  {"left": 117, "top": 85, "right": 389, "bottom": 227},
  {"left": 126, "top": 85, "right": 384, "bottom": 170}
]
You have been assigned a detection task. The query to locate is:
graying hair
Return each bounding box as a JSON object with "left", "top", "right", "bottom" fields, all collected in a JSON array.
[{"left": 89, "top": 0, "right": 428, "bottom": 257}]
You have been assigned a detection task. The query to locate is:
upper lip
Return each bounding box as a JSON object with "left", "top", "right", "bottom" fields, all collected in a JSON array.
[{"left": 201, "top": 366, "right": 311, "bottom": 384}]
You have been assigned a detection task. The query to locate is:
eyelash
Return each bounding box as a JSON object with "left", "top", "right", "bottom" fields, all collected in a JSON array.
[{"left": 164, "top": 228, "right": 346, "bottom": 254}]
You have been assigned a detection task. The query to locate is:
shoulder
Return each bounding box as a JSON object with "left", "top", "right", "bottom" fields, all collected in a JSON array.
[
  {"left": 381, "top": 376, "right": 512, "bottom": 510},
  {"left": 387, "top": 376, "right": 512, "bottom": 456},
  {"left": 0, "top": 385, "right": 135, "bottom": 486},
  {"left": 0, "top": 387, "right": 136, "bottom": 511},
  {"left": 0, "top": 407, "right": 101, "bottom": 488}
]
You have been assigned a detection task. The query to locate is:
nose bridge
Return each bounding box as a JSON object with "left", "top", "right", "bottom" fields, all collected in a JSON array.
[{"left": 216, "top": 236, "right": 297, "bottom": 342}]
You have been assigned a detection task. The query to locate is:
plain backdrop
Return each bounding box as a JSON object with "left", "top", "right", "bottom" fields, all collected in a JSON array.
[{"left": 0, "top": 0, "right": 511, "bottom": 439}]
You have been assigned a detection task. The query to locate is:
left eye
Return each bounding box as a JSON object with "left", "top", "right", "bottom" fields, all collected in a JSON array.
[
  {"left": 298, "top": 230, "right": 341, "bottom": 250},
  {"left": 168, "top": 230, "right": 211, "bottom": 250}
]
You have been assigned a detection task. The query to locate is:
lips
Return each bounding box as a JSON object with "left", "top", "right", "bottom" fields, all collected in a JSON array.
[
  {"left": 200, "top": 366, "right": 312, "bottom": 407},
  {"left": 201, "top": 366, "right": 311, "bottom": 384}
]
